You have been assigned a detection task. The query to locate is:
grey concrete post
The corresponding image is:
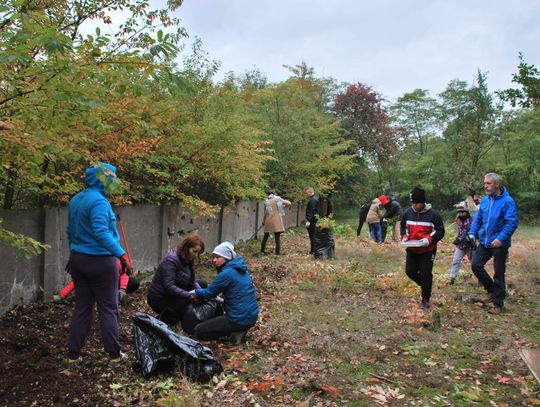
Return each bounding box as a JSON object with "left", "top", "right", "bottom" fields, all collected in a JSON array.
[
  {"left": 42, "top": 207, "right": 61, "bottom": 300},
  {"left": 159, "top": 204, "right": 169, "bottom": 260},
  {"left": 254, "top": 201, "right": 259, "bottom": 239},
  {"left": 218, "top": 205, "right": 224, "bottom": 243}
]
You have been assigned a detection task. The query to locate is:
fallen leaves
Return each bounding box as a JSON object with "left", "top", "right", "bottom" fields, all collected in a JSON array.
[{"left": 360, "top": 385, "right": 404, "bottom": 405}]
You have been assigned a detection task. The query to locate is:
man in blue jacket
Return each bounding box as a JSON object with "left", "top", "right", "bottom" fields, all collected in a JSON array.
[{"left": 469, "top": 173, "right": 518, "bottom": 314}]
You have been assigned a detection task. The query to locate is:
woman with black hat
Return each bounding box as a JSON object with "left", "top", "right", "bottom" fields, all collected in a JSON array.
[{"left": 400, "top": 187, "right": 445, "bottom": 308}]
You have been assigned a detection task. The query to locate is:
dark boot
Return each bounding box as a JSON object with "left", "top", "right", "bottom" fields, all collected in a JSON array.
[{"left": 230, "top": 330, "right": 247, "bottom": 346}]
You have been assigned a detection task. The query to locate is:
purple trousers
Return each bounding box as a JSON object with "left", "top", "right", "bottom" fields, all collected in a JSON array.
[{"left": 67, "top": 252, "right": 121, "bottom": 359}]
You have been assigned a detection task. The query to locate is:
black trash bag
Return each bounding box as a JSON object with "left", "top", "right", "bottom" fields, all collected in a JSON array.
[
  {"left": 314, "top": 227, "right": 335, "bottom": 259},
  {"left": 181, "top": 298, "right": 224, "bottom": 335},
  {"left": 132, "top": 312, "right": 222, "bottom": 382}
]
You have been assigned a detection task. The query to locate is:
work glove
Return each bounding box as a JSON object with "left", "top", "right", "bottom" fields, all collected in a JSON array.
[
  {"left": 468, "top": 235, "right": 479, "bottom": 247},
  {"left": 305, "top": 221, "right": 310, "bottom": 228},
  {"left": 419, "top": 237, "right": 430, "bottom": 247},
  {"left": 118, "top": 289, "right": 127, "bottom": 306},
  {"left": 119, "top": 254, "right": 133, "bottom": 276},
  {"left": 188, "top": 289, "right": 196, "bottom": 300}
]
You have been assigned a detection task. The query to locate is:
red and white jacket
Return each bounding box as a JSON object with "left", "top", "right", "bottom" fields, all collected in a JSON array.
[{"left": 400, "top": 204, "right": 445, "bottom": 253}]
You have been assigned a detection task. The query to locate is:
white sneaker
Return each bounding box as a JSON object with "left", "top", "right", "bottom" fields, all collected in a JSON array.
[{"left": 109, "top": 352, "right": 128, "bottom": 365}]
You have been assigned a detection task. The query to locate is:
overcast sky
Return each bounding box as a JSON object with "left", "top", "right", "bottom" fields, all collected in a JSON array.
[{"left": 170, "top": 0, "right": 540, "bottom": 102}]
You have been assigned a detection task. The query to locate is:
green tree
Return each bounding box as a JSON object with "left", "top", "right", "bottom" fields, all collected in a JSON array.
[
  {"left": 390, "top": 89, "right": 440, "bottom": 156},
  {"left": 249, "top": 77, "right": 352, "bottom": 200},
  {"left": 439, "top": 72, "right": 501, "bottom": 193},
  {"left": 498, "top": 53, "right": 540, "bottom": 109}
]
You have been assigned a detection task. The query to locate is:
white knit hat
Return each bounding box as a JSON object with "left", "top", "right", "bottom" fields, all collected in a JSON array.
[{"left": 212, "top": 242, "right": 237, "bottom": 260}]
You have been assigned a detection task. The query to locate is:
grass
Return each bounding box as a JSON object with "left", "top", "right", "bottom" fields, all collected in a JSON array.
[
  {"left": 229, "top": 221, "right": 540, "bottom": 405},
  {"left": 67, "top": 220, "right": 540, "bottom": 405}
]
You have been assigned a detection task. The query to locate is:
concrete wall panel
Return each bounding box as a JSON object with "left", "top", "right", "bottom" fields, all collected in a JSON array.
[
  {"left": 115, "top": 205, "right": 161, "bottom": 273},
  {"left": 0, "top": 200, "right": 300, "bottom": 315},
  {"left": 0, "top": 209, "right": 43, "bottom": 315},
  {"left": 164, "top": 205, "right": 221, "bottom": 257}
]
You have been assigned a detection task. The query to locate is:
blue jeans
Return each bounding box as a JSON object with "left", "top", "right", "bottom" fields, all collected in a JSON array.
[{"left": 369, "top": 222, "right": 382, "bottom": 243}]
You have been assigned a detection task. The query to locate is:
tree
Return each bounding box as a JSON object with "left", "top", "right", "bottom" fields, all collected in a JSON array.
[
  {"left": 238, "top": 67, "right": 268, "bottom": 91},
  {"left": 0, "top": 0, "right": 184, "bottom": 210},
  {"left": 498, "top": 53, "right": 540, "bottom": 109},
  {"left": 390, "top": 89, "right": 440, "bottom": 156},
  {"left": 248, "top": 78, "right": 352, "bottom": 200},
  {"left": 438, "top": 72, "right": 501, "bottom": 193},
  {"left": 334, "top": 83, "right": 405, "bottom": 165}
]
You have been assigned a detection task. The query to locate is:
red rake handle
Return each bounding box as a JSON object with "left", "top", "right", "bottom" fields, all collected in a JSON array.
[{"left": 117, "top": 214, "right": 133, "bottom": 269}]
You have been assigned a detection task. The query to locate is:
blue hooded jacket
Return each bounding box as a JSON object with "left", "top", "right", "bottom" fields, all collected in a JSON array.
[
  {"left": 469, "top": 186, "right": 518, "bottom": 248},
  {"left": 195, "top": 256, "right": 259, "bottom": 327},
  {"left": 67, "top": 162, "right": 125, "bottom": 257}
]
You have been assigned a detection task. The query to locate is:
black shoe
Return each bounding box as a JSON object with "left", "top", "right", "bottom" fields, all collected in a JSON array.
[
  {"left": 230, "top": 330, "right": 247, "bottom": 346},
  {"left": 421, "top": 299, "right": 430, "bottom": 309}
]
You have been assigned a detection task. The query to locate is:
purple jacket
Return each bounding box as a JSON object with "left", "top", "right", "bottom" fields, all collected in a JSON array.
[
  {"left": 456, "top": 216, "right": 474, "bottom": 250},
  {"left": 147, "top": 249, "right": 200, "bottom": 301}
]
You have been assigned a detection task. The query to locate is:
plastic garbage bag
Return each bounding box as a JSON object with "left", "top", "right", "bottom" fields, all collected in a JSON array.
[
  {"left": 132, "top": 312, "right": 222, "bottom": 382},
  {"left": 314, "top": 227, "right": 335, "bottom": 259},
  {"left": 182, "top": 298, "right": 224, "bottom": 335}
]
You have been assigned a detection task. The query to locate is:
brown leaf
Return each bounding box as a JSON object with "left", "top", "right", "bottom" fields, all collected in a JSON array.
[{"left": 320, "top": 385, "right": 338, "bottom": 400}]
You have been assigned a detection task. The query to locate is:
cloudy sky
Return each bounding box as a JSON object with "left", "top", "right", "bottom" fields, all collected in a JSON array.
[{"left": 171, "top": 0, "right": 540, "bottom": 101}]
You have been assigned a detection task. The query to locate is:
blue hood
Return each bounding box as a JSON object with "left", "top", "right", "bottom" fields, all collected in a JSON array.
[
  {"left": 222, "top": 256, "right": 248, "bottom": 274},
  {"left": 85, "top": 162, "right": 117, "bottom": 195}
]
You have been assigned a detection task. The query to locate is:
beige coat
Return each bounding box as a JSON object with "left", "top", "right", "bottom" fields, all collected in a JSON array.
[
  {"left": 366, "top": 198, "right": 383, "bottom": 224},
  {"left": 263, "top": 196, "right": 291, "bottom": 233}
]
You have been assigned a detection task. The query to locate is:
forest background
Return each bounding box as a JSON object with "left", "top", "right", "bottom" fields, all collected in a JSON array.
[{"left": 1, "top": 0, "right": 538, "bottom": 256}]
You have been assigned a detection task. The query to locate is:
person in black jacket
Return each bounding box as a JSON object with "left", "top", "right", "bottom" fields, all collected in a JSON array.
[
  {"left": 381, "top": 195, "right": 402, "bottom": 242},
  {"left": 400, "top": 187, "right": 445, "bottom": 308},
  {"left": 305, "top": 187, "right": 320, "bottom": 254},
  {"left": 356, "top": 201, "right": 371, "bottom": 236}
]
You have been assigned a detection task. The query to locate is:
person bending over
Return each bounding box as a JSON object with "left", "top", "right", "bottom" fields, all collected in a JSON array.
[{"left": 147, "top": 234, "right": 206, "bottom": 325}]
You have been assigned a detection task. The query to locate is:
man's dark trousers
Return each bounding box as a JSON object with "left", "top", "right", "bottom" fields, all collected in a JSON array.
[
  {"left": 307, "top": 222, "right": 317, "bottom": 254},
  {"left": 471, "top": 245, "right": 508, "bottom": 307}
]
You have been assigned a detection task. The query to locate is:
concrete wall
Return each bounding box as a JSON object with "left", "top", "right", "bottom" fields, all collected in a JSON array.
[
  {"left": 0, "top": 201, "right": 305, "bottom": 316},
  {"left": 0, "top": 209, "right": 43, "bottom": 315}
]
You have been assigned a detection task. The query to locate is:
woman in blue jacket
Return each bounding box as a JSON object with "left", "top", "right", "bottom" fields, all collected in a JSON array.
[
  {"left": 66, "top": 162, "right": 131, "bottom": 364},
  {"left": 192, "top": 242, "right": 259, "bottom": 345}
]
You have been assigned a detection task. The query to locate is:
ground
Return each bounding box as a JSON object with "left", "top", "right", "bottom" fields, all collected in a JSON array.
[{"left": 0, "top": 214, "right": 539, "bottom": 406}]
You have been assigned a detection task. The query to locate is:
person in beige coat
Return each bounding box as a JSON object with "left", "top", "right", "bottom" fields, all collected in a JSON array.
[
  {"left": 366, "top": 195, "right": 387, "bottom": 243},
  {"left": 261, "top": 192, "right": 291, "bottom": 255}
]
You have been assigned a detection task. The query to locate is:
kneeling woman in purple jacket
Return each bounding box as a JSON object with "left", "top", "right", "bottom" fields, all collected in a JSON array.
[
  {"left": 147, "top": 234, "right": 206, "bottom": 325},
  {"left": 191, "top": 242, "right": 259, "bottom": 345}
]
